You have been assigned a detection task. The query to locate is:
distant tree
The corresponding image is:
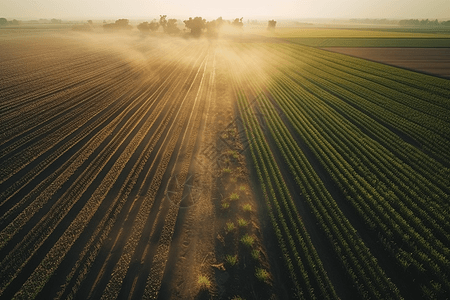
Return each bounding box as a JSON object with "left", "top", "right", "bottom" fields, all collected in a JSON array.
[
  {"left": 267, "top": 19, "right": 276, "bottom": 30},
  {"left": 216, "top": 17, "right": 224, "bottom": 28},
  {"left": 203, "top": 17, "right": 224, "bottom": 38},
  {"left": 0, "top": 18, "right": 7, "bottom": 26},
  {"left": 103, "top": 19, "right": 132, "bottom": 31},
  {"left": 398, "top": 18, "right": 443, "bottom": 26},
  {"left": 167, "top": 19, "right": 180, "bottom": 34},
  {"left": 159, "top": 15, "right": 168, "bottom": 31},
  {"left": 51, "top": 18, "right": 61, "bottom": 24},
  {"left": 232, "top": 17, "right": 244, "bottom": 29},
  {"left": 184, "top": 17, "right": 206, "bottom": 37},
  {"left": 137, "top": 21, "right": 159, "bottom": 32},
  {"left": 115, "top": 19, "right": 129, "bottom": 27},
  {"left": 149, "top": 21, "right": 159, "bottom": 31},
  {"left": 9, "top": 19, "right": 20, "bottom": 26},
  {"left": 137, "top": 22, "right": 151, "bottom": 32},
  {"left": 206, "top": 19, "right": 218, "bottom": 37},
  {"left": 87, "top": 20, "right": 93, "bottom": 25},
  {"left": 420, "top": 19, "right": 429, "bottom": 26}
]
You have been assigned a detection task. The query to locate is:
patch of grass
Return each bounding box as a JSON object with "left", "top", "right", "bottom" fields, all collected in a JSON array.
[
  {"left": 237, "top": 218, "right": 248, "bottom": 227},
  {"left": 230, "top": 177, "right": 237, "bottom": 183},
  {"left": 225, "top": 254, "right": 238, "bottom": 266},
  {"left": 227, "top": 150, "right": 237, "bottom": 156},
  {"left": 255, "top": 268, "right": 270, "bottom": 282},
  {"left": 242, "top": 204, "right": 252, "bottom": 212},
  {"left": 221, "top": 202, "right": 230, "bottom": 210},
  {"left": 226, "top": 222, "right": 235, "bottom": 232},
  {"left": 239, "top": 185, "right": 246, "bottom": 192},
  {"left": 230, "top": 193, "right": 239, "bottom": 201},
  {"left": 227, "top": 128, "right": 236, "bottom": 134},
  {"left": 251, "top": 249, "right": 260, "bottom": 260},
  {"left": 222, "top": 168, "right": 231, "bottom": 173},
  {"left": 240, "top": 234, "right": 254, "bottom": 247},
  {"left": 198, "top": 275, "right": 211, "bottom": 290}
]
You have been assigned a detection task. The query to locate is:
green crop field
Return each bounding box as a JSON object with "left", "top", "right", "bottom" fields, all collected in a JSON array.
[
  {"left": 262, "top": 28, "right": 450, "bottom": 38},
  {"left": 227, "top": 41, "right": 450, "bottom": 299},
  {"left": 284, "top": 37, "right": 450, "bottom": 47},
  {"left": 256, "top": 28, "right": 450, "bottom": 47}
]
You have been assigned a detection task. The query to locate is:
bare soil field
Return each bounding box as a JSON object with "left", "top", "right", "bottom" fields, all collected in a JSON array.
[
  {"left": 322, "top": 47, "right": 450, "bottom": 78},
  {"left": 0, "top": 32, "right": 279, "bottom": 300}
]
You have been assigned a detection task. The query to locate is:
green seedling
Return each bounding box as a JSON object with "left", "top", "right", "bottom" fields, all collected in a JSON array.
[
  {"left": 222, "top": 168, "right": 231, "bottom": 173},
  {"left": 230, "top": 193, "right": 239, "bottom": 200},
  {"left": 198, "top": 275, "right": 211, "bottom": 290},
  {"left": 226, "top": 222, "right": 235, "bottom": 232},
  {"left": 242, "top": 204, "right": 252, "bottom": 212},
  {"left": 240, "top": 234, "right": 254, "bottom": 247},
  {"left": 237, "top": 218, "right": 248, "bottom": 227},
  {"left": 225, "top": 255, "right": 238, "bottom": 266},
  {"left": 255, "top": 268, "right": 270, "bottom": 282},
  {"left": 251, "top": 249, "right": 260, "bottom": 260}
]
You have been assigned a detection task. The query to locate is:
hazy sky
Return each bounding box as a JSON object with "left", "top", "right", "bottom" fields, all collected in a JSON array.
[{"left": 1, "top": 0, "right": 449, "bottom": 20}]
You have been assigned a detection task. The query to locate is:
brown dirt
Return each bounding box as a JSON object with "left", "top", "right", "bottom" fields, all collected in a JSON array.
[
  {"left": 158, "top": 44, "right": 281, "bottom": 300},
  {"left": 322, "top": 47, "right": 450, "bottom": 79}
]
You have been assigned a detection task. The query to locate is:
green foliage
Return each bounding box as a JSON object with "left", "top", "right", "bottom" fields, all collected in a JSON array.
[
  {"left": 251, "top": 249, "right": 260, "bottom": 260},
  {"left": 240, "top": 234, "right": 254, "bottom": 247},
  {"left": 255, "top": 268, "right": 270, "bottom": 282},
  {"left": 198, "top": 275, "right": 211, "bottom": 290},
  {"left": 237, "top": 218, "right": 248, "bottom": 227},
  {"left": 225, "top": 255, "right": 238, "bottom": 266},
  {"left": 230, "top": 193, "right": 239, "bottom": 200},
  {"left": 242, "top": 204, "right": 252, "bottom": 212},
  {"left": 226, "top": 222, "right": 235, "bottom": 232}
]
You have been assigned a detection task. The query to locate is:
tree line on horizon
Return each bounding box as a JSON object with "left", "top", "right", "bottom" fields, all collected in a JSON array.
[
  {"left": 101, "top": 16, "right": 276, "bottom": 37},
  {"left": 134, "top": 16, "right": 248, "bottom": 37},
  {"left": 398, "top": 18, "right": 450, "bottom": 26},
  {"left": 0, "top": 18, "right": 62, "bottom": 26},
  {"left": 349, "top": 18, "right": 450, "bottom": 26}
]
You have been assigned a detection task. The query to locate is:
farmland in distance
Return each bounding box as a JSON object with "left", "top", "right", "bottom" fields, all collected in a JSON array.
[{"left": 1, "top": 28, "right": 450, "bottom": 299}]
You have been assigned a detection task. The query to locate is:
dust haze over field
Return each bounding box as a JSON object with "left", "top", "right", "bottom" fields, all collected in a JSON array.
[{"left": 1, "top": 7, "right": 450, "bottom": 300}]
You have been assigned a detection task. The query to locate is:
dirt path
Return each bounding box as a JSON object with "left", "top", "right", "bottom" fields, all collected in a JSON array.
[{"left": 156, "top": 42, "right": 280, "bottom": 300}]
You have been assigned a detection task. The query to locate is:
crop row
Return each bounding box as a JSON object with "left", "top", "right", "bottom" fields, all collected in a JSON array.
[
  {"left": 56, "top": 58, "right": 198, "bottom": 299},
  {"left": 268, "top": 44, "right": 450, "bottom": 166},
  {"left": 250, "top": 43, "right": 450, "bottom": 197},
  {"left": 231, "top": 43, "right": 403, "bottom": 299},
  {"left": 0, "top": 41, "right": 211, "bottom": 299},
  {"left": 226, "top": 45, "right": 340, "bottom": 299},
  {"left": 103, "top": 48, "right": 211, "bottom": 300},
  {"left": 243, "top": 43, "right": 450, "bottom": 297}
]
